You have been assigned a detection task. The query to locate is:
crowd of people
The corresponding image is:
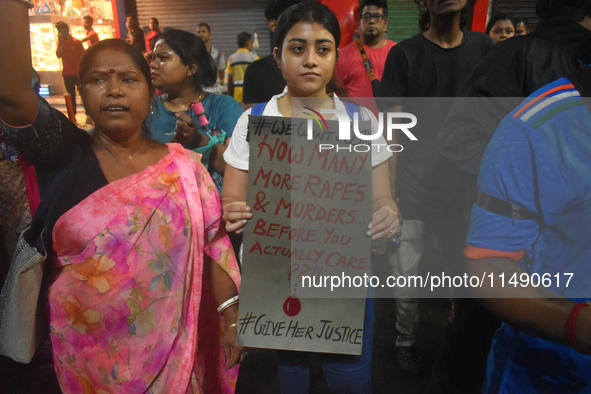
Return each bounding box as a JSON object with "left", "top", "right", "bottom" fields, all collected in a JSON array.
[{"left": 0, "top": 0, "right": 590, "bottom": 392}]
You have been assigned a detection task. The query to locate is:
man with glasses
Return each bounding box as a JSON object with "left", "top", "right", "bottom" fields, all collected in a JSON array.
[{"left": 335, "top": 0, "right": 395, "bottom": 105}]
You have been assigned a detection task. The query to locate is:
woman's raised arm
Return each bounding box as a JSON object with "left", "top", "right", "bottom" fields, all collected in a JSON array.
[{"left": 0, "top": 0, "right": 39, "bottom": 126}]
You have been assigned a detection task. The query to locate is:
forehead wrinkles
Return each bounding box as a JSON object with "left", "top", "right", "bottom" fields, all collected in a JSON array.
[{"left": 86, "top": 50, "right": 142, "bottom": 78}]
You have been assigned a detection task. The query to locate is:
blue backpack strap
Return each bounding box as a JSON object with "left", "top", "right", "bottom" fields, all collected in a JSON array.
[
  {"left": 246, "top": 102, "right": 268, "bottom": 142},
  {"left": 343, "top": 101, "right": 360, "bottom": 121},
  {"left": 250, "top": 102, "right": 267, "bottom": 116}
]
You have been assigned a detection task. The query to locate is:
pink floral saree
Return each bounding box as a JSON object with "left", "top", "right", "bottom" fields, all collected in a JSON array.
[{"left": 47, "top": 143, "right": 241, "bottom": 393}]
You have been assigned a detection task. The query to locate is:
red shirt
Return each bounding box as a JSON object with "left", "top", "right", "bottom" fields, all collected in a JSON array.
[
  {"left": 145, "top": 30, "right": 161, "bottom": 52},
  {"left": 335, "top": 39, "right": 396, "bottom": 98},
  {"left": 56, "top": 37, "right": 85, "bottom": 76}
]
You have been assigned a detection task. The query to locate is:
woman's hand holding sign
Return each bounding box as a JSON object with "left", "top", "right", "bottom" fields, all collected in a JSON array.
[
  {"left": 368, "top": 205, "right": 400, "bottom": 240},
  {"left": 223, "top": 201, "right": 252, "bottom": 234},
  {"left": 222, "top": 166, "right": 252, "bottom": 233}
]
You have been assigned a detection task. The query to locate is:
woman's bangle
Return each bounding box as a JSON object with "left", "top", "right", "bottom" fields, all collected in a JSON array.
[
  {"left": 217, "top": 295, "right": 239, "bottom": 314},
  {"left": 566, "top": 301, "right": 590, "bottom": 352},
  {"left": 226, "top": 322, "right": 238, "bottom": 328}
]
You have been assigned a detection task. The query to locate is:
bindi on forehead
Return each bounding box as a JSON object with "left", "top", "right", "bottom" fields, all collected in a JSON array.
[{"left": 91, "top": 67, "right": 136, "bottom": 76}]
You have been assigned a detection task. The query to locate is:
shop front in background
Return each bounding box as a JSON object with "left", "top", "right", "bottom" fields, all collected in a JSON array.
[{"left": 29, "top": 0, "right": 118, "bottom": 95}]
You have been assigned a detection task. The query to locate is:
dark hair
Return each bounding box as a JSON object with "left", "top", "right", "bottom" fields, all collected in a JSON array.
[
  {"left": 360, "top": 0, "right": 388, "bottom": 18},
  {"left": 55, "top": 21, "right": 70, "bottom": 33},
  {"left": 485, "top": 13, "right": 514, "bottom": 35},
  {"left": 414, "top": 0, "right": 475, "bottom": 32},
  {"left": 149, "top": 17, "right": 159, "bottom": 26},
  {"left": 536, "top": 0, "right": 591, "bottom": 21},
  {"left": 274, "top": 1, "right": 341, "bottom": 58},
  {"left": 237, "top": 32, "right": 252, "bottom": 48},
  {"left": 197, "top": 22, "right": 211, "bottom": 32},
  {"left": 265, "top": 0, "right": 310, "bottom": 21},
  {"left": 512, "top": 16, "right": 529, "bottom": 28},
  {"left": 79, "top": 39, "right": 152, "bottom": 92},
  {"left": 158, "top": 29, "right": 217, "bottom": 90},
  {"left": 83, "top": 15, "right": 93, "bottom": 24}
]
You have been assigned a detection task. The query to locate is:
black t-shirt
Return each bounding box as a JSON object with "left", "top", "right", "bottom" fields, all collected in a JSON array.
[
  {"left": 378, "top": 31, "right": 492, "bottom": 219},
  {"left": 438, "top": 19, "right": 591, "bottom": 180},
  {"left": 242, "top": 55, "right": 285, "bottom": 105}
]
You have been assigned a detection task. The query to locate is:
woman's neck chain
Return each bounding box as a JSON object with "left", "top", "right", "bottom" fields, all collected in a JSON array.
[
  {"left": 93, "top": 131, "right": 146, "bottom": 161},
  {"left": 165, "top": 91, "right": 205, "bottom": 111}
]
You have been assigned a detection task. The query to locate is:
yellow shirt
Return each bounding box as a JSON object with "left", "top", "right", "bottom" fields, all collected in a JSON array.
[{"left": 226, "top": 48, "right": 259, "bottom": 103}]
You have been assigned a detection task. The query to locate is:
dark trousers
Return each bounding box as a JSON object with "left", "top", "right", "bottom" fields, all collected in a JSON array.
[
  {"left": 62, "top": 75, "right": 80, "bottom": 114},
  {"left": 430, "top": 183, "right": 501, "bottom": 393},
  {"left": 276, "top": 298, "right": 374, "bottom": 393}
]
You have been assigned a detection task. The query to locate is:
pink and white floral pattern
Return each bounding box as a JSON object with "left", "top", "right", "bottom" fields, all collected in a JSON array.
[{"left": 48, "top": 144, "right": 240, "bottom": 393}]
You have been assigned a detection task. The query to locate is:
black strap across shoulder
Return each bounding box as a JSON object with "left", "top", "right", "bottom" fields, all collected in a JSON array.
[
  {"left": 475, "top": 66, "right": 591, "bottom": 222},
  {"left": 355, "top": 38, "right": 377, "bottom": 82},
  {"left": 566, "top": 65, "right": 591, "bottom": 114},
  {"left": 475, "top": 190, "right": 541, "bottom": 221}
]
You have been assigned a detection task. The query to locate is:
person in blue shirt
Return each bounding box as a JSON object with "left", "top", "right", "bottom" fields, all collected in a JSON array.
[
  {"left": 466, "top": 68, "right": 591, "bottom": 392},
  {"left": 146, "top": 29, "right": 242, "bottom": 181}
]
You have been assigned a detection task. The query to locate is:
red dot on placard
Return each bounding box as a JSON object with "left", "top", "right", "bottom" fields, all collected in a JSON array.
[{"left": 283, "top": 296, "right": 301, "bottom": 317}]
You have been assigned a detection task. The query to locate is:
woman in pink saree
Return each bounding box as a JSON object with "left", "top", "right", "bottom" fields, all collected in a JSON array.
[
  {"left": 49, "top": 144, "right": 241, "bottom": 392},
  {"left": 0, "top": 1, "right": 243, "bottom": 392}
]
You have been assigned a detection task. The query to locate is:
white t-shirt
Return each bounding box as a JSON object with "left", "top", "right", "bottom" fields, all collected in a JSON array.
[{"left": 224, "top": 91, "right": 392, "bottom": 170}]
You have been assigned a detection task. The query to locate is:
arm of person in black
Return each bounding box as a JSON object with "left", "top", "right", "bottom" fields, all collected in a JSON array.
[
  {"left": 377, "top": 44, "right": 407, "bottom": 202},
  {"left": 437, "top": 35, "right": 585, "bottom": 183}
]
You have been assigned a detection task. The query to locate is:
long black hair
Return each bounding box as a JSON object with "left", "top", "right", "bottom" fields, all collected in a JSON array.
[{"left": 158, "top": 29, "right": 217, "bottom": 90}]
